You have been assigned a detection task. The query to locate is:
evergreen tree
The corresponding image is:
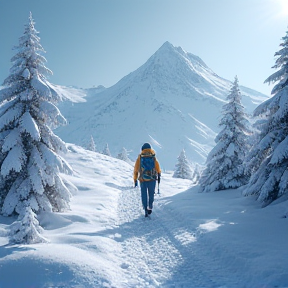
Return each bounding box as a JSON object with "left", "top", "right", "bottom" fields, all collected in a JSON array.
[
  {"left": 191, "top": 163, "right": 203, "bottom": 184},
  {"left": 0, "top": 13, "right": 72, "bottom": 242},
  {"left": 199, "top": 76, "right": 251, "bottom": 192},
  {"left": 173, "top": 149, "right": 193, "bottom": 180},
  {"left": 117, "top": 147, "right": 133, "bottom": 165},
  {"left": 244, "top": 28, "right": 288, "bottom": 204},
  {"left": 9, "top": 207, "right": 47, "bottom": 244},
  {"left": 87, "top": 135, "right": 96, "bottom": 152},
  {"left": 102, "top": 143, "right": 111, "bottom": 156}
]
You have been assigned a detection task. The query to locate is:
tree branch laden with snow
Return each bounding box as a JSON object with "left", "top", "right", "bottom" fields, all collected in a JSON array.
[{"left": 244, "top": 29, "right": 288, "bottom": 204}]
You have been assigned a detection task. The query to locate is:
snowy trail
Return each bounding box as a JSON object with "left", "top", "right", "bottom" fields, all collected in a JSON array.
[
  {"left": 114, "top": 185, "right": 260, "bottom": 288},
  {"left": 116, "top": 187, "right": 178, "bottom": 287},
  {"left": 1, "top": 147, "right": 287, "bottom": 288},
  {"left": 115, "top": 187, "right": 219, "bottom": 287}
]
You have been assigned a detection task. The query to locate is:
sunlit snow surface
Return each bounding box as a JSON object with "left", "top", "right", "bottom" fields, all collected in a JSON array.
[{"left": 0, "top": 144, "right": 287, "bottom": 288}]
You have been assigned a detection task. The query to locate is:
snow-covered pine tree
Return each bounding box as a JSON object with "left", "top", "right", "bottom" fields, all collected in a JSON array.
[
  {"left": 117, "top": 147, "right": 133, "bottom": 165},
  {"left": 0, "top": 13, "right": 72, "bottom": 242},
  {"left": 9, "top": 207, "right": 47, "bottom": 244},
  {"left": 102, "top": 143, "right": 111, "bottom": 156},
  {"left": 199, "top": 76, "right": 251, "bottom": 192},
  {"left": 87, "top": 135, "right": 96, "bottom": 152},
  {"left": 173, "top": 149, "right": 193, "bottom": 180},
  {"left": 243, "top": 28, "right": 288, "bottom": 204},
  {"left": 191, "top": 163, "right": 203, "bottom": 184}
]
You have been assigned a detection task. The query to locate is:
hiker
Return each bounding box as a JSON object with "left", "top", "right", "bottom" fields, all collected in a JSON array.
[{"left": 133, "top": 143, "right": 161, "bottom": 217}]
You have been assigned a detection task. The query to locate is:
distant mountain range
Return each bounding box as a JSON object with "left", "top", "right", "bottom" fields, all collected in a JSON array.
[{"left": 54, "top": 41, "right": 269, "bottom": 169}]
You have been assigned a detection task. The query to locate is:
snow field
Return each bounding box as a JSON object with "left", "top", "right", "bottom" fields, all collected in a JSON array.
[{"left": 0, "top": 144, "right": 287, "bottom": 287}]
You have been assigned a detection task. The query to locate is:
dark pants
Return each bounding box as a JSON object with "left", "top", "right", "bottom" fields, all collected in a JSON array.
[{"left": 140, "top": 180, "right": 156, "bottom": 211}]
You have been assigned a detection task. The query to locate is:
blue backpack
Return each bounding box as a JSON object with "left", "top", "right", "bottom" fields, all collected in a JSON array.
[{"left": 140, "top": 154, "right": 157, "bottom": 180}]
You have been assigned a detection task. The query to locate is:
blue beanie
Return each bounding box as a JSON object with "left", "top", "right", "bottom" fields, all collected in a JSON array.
[{"left": 141, "top": 143, "right": 151, "bottom": 150}]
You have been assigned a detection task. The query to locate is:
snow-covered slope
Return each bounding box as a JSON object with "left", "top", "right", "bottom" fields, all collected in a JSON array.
[
  {"left": 0, "top": 144, "right": 287, "bottom": 287},
  {"left": 55, "top": 42, "right": 269, "bottom": 169}
]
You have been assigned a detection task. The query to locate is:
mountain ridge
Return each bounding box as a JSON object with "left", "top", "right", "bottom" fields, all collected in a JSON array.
[{"left": 55, "top": 41, "right": 269, "bottom": 169}]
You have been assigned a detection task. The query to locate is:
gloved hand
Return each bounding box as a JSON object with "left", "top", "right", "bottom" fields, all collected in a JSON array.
[
  {"left": 134, "top": 180, "right": 138, "bottom": 187},
  {"left": 158, "top": 173, "right": 161, "bottom": 184}
]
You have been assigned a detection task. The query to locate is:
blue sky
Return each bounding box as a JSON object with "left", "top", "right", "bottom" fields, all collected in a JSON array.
[{"left": 0, "top": 0, "right": 288, "bottom": 95}]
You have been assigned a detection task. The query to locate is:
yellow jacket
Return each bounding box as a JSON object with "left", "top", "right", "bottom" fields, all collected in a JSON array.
[{"left": 133, "top": 148, "right": 161, "bottom": 182}]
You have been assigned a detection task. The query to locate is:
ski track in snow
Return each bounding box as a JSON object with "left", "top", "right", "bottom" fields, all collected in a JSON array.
[{"left": 114, "top": 186, "right": 251, "bottom": 288}]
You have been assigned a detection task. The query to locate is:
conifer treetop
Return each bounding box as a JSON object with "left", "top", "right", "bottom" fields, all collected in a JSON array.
[{"left": 264, "top": 27, "right": 288, "bottom": 95}]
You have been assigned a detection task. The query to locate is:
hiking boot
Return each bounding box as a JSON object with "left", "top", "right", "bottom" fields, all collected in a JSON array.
[
  {"left": 145, "top": 211, "right": 148, "bottom": 217},
  {"left": 147, "top": 209, "right": 152, "bottom": 215}
]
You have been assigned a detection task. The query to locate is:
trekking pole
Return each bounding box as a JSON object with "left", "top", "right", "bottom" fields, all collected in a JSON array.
[{"left": 156, "top": 173, "right": 161, "bottom": 195}]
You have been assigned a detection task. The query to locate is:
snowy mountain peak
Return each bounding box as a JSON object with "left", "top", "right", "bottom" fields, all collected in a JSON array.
[
  {"left": 55, "top": 42, "right": 269, "bottom": 168},
  {"left": 157, "top": 41, "right": 209, "bottom": 70},
  {"left": 158, "top": 40, "right": 175, "bottom": 50},
  {"left": 126, "top": 41, "right": 228, "bottom": 102}
]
